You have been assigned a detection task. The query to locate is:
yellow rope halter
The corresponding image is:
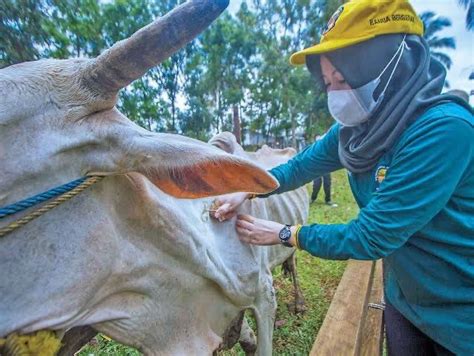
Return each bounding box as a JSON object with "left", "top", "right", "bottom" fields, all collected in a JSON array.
[{"left": 0, "top": 176, "right": 106, "bottom": 355}]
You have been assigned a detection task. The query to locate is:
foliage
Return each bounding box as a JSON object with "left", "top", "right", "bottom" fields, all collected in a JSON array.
[
  {"left": 457, "top": 0, "right": 474, "bottom": 30},
  {"left": 0, "top": 0, "right": 340, "bottom": 142},
  {"left": 1, "top": 0, "right": 464, "bottom": 139},
  {"left": 420, "top": 11, "right": 456, "bottom": 70},
  {"left": 100, "top": 0, "right": 186, "bottom": 132},
  {"left": 0, "top": 0, "right": 58, "bottom": 65}
]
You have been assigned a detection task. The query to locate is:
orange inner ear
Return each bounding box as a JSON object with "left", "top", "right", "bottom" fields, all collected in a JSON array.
[{"left": 148, "top": 159, "right": 279, "bottom": 199}]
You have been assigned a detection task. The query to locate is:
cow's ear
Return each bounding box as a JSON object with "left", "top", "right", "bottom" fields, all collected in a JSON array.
[
  {"left": 135, "top": 135, "right": 279, "bottom": 198},
  {"left": 145, "top": 154, "right": 279, "bottom": 199},
  {"left": 87, "top": 111, "right": 278, "bottom": 198}
]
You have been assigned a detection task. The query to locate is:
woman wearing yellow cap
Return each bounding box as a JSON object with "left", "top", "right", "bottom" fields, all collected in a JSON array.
[{"left": 214, "top": 0, "right": 473, "bottom": 354}]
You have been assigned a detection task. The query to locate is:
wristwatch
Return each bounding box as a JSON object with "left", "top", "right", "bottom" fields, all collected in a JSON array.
[{"left": 278, "top": 225, "right": 293, "bottom": 248}]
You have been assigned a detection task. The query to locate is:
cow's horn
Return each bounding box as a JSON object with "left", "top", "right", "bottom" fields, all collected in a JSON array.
[{"left": 82, "top": 0, "right": 229, "bottom": 94}]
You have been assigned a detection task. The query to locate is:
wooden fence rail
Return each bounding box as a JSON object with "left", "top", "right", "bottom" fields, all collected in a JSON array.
[{"left": 310, "top": 260, "right": 384, "bottom": 356}]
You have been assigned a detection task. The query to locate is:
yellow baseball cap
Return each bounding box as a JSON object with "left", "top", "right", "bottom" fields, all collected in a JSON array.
[{"left": 290, "top": 0, "right": 424, "bottom": 65}]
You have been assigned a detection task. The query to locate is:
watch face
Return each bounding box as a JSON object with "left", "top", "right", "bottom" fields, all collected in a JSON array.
[{"left": 279, "top": 226, "right": 291, "bottom": 242}]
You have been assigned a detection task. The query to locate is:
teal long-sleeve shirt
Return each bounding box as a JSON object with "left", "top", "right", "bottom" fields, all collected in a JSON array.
[{"left": 266, "top": 102, "right": 474, "bottom": 355}]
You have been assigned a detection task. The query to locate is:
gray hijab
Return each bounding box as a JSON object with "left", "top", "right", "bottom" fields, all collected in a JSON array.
[{"left": 307, "top": 34, "right": 471, "bottom": 173}]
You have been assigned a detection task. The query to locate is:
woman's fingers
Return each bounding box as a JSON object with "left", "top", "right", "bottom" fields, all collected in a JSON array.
[
  {"left": 216, "top": 202, "right": 231, "bottom": 214},
  {"left": 237, "top": 214, "right": 255, "bottom": 223},
  {"left": 236, "top": 215, "right": 264, "bottom": 245},
  {"left": 219, "top": 211, "right": 236, "bottom": 221},
  {"left": 236, "top": 225, "right": 251, "bottom": 236},
  {"left": 211, "top": 192, "right": 249, "bottom": 222},
  {"left": 235, "top": 216, "right": 283, "bottom": 246},
  {"left": 214, "top": 203, "right": 231, "bottom": 220},
  {"left": 236, "top": 226, "right": 253, "bottom": 242},
  {"left": 213, "top": 198, "right": 223, "bottom": 206},
  {"left": 236, "top": 218, "right": 254, "bottom": 231}
]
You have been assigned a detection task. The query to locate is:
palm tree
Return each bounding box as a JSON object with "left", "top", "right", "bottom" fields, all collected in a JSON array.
[
  {"left": 420, "top": 11, "right": 456, "bottom": 69},
  {"left": 457, "top": 0, "right": 474, "bottom": 30}
]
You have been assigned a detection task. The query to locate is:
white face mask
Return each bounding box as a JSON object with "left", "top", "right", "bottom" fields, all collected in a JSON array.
[{"left": 327, "top": 36, "right": 408, "bottom": 127}]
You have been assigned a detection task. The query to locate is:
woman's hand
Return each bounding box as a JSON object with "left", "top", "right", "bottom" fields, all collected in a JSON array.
[
  {"left": 235, "top": 214, "right": 284, "bottom": 246},
  {"left": 212, "top": 192, "right": 250, "bottom": 222}
]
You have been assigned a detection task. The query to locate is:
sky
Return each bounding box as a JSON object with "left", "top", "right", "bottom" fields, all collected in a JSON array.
[
  {"left": 410, "top": 0, "right": 473, "bottom": 103},
  {"left": 228, "top": 0, "right": 474, "bottom": 104}
]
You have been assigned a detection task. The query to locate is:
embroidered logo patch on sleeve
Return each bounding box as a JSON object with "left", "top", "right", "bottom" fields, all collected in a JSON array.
[{"left": 375, "top": 166, "right": 388, "bottom": 184}]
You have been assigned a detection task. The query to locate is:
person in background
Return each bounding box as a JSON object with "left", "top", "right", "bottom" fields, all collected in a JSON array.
[
  {"left": 311, "top": 134, "right": 337, "bottom": 207},
  {"left": 212, "top": 1, "right": 474, "bottom": 355}
]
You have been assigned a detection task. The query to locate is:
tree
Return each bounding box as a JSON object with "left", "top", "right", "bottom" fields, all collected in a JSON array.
[
  {"left": 0, "top": 0, "right": 61, "bottom": 67},
  {"left": 49, "top": 0, "right": 104, "bottom": 58},
  {"left": 457, "top": 0, "right": 474, "bottom": 30},
  {"left": 188, "top": 10, "right": 258, "bottom": 137},
  {"left": 241, "top": 0, "right": 332, "bottom": 146},
  {"left": 0, "top": 0, "right": 106, "bottom": 68},
  {"left": 420, "top": 11, "right": 456, "bottom": 69},
  {"left": 1, "top": 0, "right": 336, "bottom": 143},
  {"left": 101, "top": 0, "right": 190, "bottom": 132}
]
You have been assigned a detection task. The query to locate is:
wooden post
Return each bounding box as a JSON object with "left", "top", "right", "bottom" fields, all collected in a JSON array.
[
  {"left": 310, "top": 260, "right": 384, "bottom": 356},
  {"left": 360, "top": 260, "right": 384, "bottom": 356}
]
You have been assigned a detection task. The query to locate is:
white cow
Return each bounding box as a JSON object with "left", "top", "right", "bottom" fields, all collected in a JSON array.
[
  {"left": 56, "top": 132, "right": 309, "bottom": 356},
  {"left": 0, "top": 1, "right": 308, "bottom": 354}
]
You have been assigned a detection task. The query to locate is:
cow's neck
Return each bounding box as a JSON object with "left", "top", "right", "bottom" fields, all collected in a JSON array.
[{"left": 0, "top": 124, "right": 86, "bottom": 207}]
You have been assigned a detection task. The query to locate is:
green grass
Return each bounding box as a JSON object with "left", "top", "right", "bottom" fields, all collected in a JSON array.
[
  {"left": 79, "top": 334, "right": 141, "bottom": 356},
  {"left": 270, "top": 169, "right": 359, "bottom": 354},
  {"left": 79, "top": 169, "right": 359, "bottom": 355}
]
